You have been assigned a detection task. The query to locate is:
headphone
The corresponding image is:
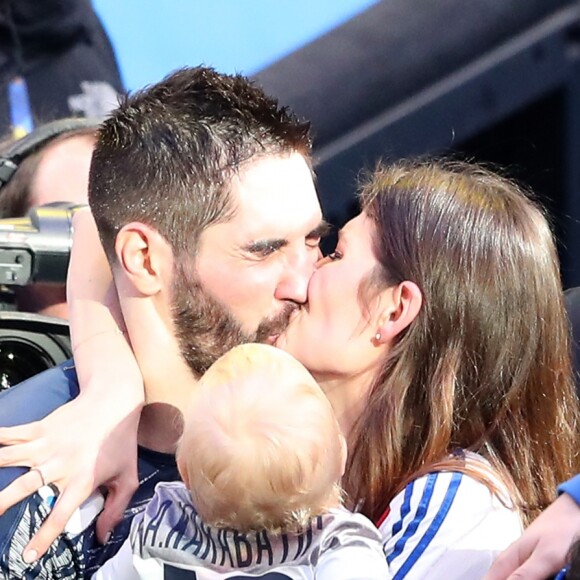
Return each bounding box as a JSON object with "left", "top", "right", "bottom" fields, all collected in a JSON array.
[{"left": 0, "top": 117, "right": 101, "bottom": 190}]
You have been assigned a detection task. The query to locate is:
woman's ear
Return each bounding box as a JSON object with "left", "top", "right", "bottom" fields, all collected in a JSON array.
[
  {"left": 114, "top": 222, "right": 174, "bottom": 296},
  {"left": 375, "top": 281, "right": 422, "bottom": 344}
]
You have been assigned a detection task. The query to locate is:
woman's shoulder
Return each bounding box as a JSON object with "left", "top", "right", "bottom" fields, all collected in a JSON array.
[{"left": 378, "top": 457, "right": 522, "bottom": 579}]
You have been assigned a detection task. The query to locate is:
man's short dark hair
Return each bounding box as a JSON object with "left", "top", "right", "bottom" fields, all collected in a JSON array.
[{"left": 89, "top": 66, "right": 312, "bottom": 261}]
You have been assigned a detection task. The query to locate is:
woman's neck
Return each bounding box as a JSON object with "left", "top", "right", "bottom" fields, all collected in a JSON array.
[{"left": 315, "top": 370, "right": 377, "bottom": 439}]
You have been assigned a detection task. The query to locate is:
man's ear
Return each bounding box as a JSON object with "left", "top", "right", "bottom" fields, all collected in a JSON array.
[
  {"left": 375, "top": 281, "right": 422, "bottom": 344},
  {"left": 114, "top": 222, "right": 174, "bottom": 296}
]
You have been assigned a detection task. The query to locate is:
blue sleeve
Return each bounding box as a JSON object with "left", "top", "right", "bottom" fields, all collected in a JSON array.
[
  {"left": 0, "top": 360, "right": 79, "bottom": 427},
  {"left": 0, "top": 361, "right": 83, "bottom": 579},
  {"left": 558, "top": 474, "right": 580, "bottom": 507}
]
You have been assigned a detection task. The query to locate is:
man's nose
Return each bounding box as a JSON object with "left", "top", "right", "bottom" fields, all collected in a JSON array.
[{"left": 274, "top": 249, "right": 317, "bottom": 304}]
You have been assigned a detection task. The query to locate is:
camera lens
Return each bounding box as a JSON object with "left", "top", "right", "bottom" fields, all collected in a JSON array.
[
  {"left": 0, "top": 339, "right": 55, "bottom": 393},
  {"left": 0, "top": 312, "right": 72, "bottom": 393}
]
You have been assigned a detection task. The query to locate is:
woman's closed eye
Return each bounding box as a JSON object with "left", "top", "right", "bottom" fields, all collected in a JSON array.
[{"left": 327, "top": 250, "right": 343, "bottom": 261}]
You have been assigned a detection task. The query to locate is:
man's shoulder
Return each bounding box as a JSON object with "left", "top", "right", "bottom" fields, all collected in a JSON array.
[{"left": 0, "top": 360, "right": 79, "bottom": 428}]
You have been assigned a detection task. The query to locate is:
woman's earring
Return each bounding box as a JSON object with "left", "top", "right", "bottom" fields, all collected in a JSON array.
[{"left": 374, "top": 332, "right": 381, "bottom": 342}]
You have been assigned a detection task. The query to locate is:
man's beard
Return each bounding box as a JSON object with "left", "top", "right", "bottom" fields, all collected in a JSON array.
[{"left": 171, "top": 262, "right": 297, "bottom": 377}]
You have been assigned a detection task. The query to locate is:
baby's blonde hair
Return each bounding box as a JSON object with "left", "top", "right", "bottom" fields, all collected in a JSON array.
[{"left": 176, "top": 343, "right": 345, "bottom": 533}]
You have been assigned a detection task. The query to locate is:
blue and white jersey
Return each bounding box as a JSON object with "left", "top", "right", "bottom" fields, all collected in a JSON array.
[
  {"left": 0, "top": 362, "right": 181, "bottom": 579},
  {"left": 379, "top": 462, "right": 522, "bottom": 579},
  {"left": 94, "top": 481, "right": 389, "bottom": 579}
]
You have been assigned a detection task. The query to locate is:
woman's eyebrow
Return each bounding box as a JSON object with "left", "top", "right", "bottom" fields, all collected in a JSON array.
[
  {"left": 307, "top": 220, "right": 331, "bottom": 240},
  {"left": 336, "top": 227, "right": 348, "bottom": 244}
]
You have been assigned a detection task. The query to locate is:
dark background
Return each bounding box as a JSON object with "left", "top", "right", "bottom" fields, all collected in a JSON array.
[{"left": 255, "top": 0, "right": 580, "bottom": 287}]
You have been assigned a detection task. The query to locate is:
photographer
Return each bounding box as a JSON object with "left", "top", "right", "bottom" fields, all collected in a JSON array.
[{"left": 0, "top": 118, "right": 97, "bottom": 318}]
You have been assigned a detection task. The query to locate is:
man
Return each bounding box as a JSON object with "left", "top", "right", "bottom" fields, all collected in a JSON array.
[{"left": 0, "top": 65, "right": 325, "bottom": 578}]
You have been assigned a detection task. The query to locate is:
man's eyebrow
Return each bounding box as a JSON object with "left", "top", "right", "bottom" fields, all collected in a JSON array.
[
  {"left": 244, "top": 238, "right": 288, "bottom": 254},
  {"left": 243, "top": 220, "right": 331, "bottom": 254},
  {"left": 306, "top": 220, "right": 331, "bottom": 240}
]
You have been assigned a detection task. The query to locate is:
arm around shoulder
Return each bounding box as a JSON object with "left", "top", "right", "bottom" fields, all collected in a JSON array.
[
  {"left": 484, "top": 492, "right": 580, "bottom": 580},
  {"left": 0, "top": 208, "right": 143, "bottom": 561},
  {"left": 558, "top": 473, "right": 580, "bottom": 507}
]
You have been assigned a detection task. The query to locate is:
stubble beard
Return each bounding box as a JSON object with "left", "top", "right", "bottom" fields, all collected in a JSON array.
[{"left": 171, "top": 262, "right": 298, "bottom": 377}]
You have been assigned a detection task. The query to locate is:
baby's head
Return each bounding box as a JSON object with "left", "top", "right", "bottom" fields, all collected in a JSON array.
[{"left": 176, "top": 343, "right": 346, "bottom": 533}]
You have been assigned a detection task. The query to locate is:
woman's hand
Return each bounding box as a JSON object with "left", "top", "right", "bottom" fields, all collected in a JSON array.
[
  {"left": 0, "top": 207, "right": 146, "bottom": 561},
  {"left": 483, "top": 493, "right": 580, "bottom": 580},
  {"left": 0, "top": 385, "right": 142, "bottom": 561}
]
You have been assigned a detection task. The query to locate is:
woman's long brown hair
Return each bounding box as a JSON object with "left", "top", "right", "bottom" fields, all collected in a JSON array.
[{"left": 343, "top": 160, "right": 580, "bottom": 526}]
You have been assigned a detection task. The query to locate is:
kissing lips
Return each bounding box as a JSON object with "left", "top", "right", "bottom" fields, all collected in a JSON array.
[{"left": 254, "top": 303, "right": 298, "bottom": 345}]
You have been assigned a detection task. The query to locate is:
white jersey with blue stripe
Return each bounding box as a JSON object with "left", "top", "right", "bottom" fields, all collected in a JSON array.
[{"left": 379, "top": 465, "right": 522, "bottom": 579}]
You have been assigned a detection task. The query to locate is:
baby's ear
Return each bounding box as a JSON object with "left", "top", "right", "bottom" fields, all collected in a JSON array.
[
  {"left": 176, "top": 455, "right": 190, "bottom": 489},
  {"left": 338, "top": 433, "right": 348, "bottom": 477},
  {"left": 375, "top": 280, "right": 422, "bottom": 344}
]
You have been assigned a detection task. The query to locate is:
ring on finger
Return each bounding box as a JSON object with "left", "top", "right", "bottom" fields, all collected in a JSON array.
[{"left": 30, "top": 467, "right": 47, "bottom": 487}]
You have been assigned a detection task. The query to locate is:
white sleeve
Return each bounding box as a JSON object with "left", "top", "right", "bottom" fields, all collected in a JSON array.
[
  {"left": 379, "top": 471, "right": 522, "bottom": 580},
  {"left": 316, "top": 511, "right": 389, "bottom": 580},
  {"left": 91, "top": 537, "right": 141, "bottom": 580},
  {"left": 317, "top": 545, "right": 388, "bottom": 580}
]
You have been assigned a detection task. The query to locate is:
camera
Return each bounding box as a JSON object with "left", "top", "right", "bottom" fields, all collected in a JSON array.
[
  {"left": 0, "top": 202, "right": 83, "bottom": 286},
  {"left": 0, "top": 202, "right": 78, "bottom": 391},
  {"left": 0, "top": 311, "right": 71, "bottom": 393}
]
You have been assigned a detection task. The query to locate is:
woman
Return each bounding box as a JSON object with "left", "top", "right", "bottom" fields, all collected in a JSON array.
[
  {"left": 0, "top": 160, "right": 578, "bottom": 578},
  {"left": 277, "top": 160, "right": 579, "bottom": 576}
]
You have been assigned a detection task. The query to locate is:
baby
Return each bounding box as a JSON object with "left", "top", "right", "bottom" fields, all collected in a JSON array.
[{"left": 95, "top": 343, "right": 387, "bottom": 579}]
